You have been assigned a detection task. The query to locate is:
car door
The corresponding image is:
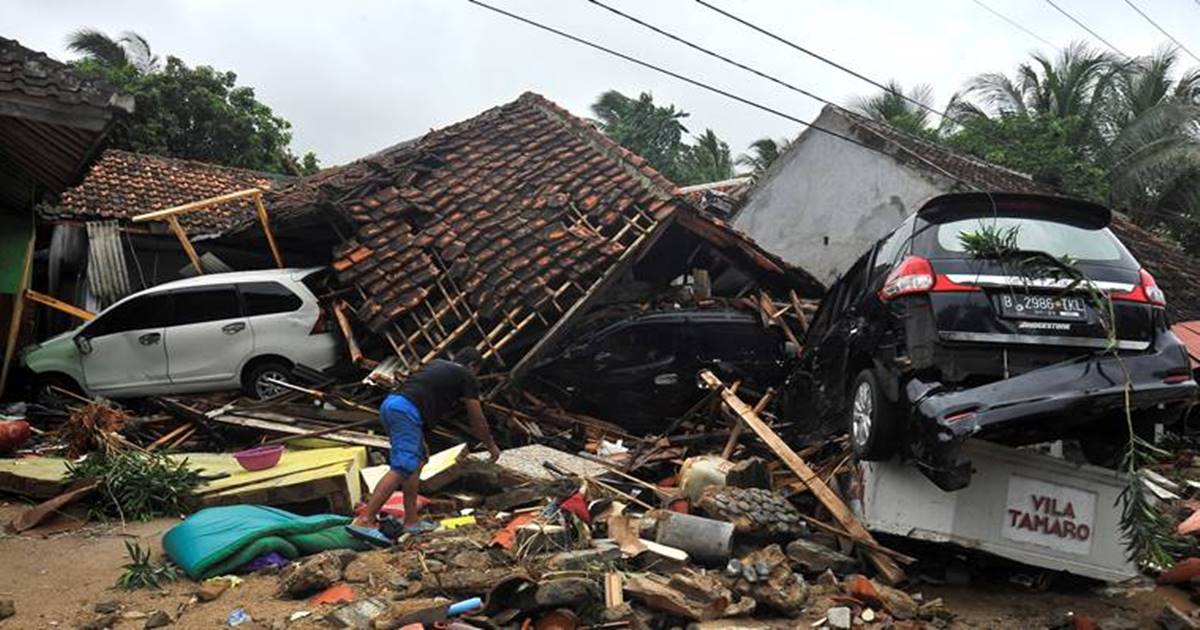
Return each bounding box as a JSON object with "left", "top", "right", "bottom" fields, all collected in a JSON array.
[
  {"left": 77, "top": 291, "right": 173, "bottom": 395},
  {"left": 238, "top": 280, "right": 306, "bottom": 353},
  {"left": 585, "top": 321, "right": 683, "bottom": 423},
  {"left": 165, "top": 284, "right": 252, "bottom": 386}
]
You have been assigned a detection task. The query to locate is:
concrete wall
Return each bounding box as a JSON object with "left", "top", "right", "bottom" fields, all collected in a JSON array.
[{"left": 733, "top": 108, "right": 950, "bottom": 285}]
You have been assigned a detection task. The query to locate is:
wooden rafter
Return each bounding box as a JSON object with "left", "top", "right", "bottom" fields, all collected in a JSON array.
[
  {"left": 131, "top": 187, "right": 283, "bottom": 270},
  {"left": 23, "top": 289, "right": 94, "bottom": 321}
]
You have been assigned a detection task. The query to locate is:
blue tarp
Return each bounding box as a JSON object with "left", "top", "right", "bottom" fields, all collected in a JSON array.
[{"left": 163, "top": 505, "right": 367, "bottom": 580}]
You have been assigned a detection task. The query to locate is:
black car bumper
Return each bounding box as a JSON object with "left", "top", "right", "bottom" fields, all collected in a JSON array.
[{"left": 905, "top": 330, "right": 1197, "bottom": 491}]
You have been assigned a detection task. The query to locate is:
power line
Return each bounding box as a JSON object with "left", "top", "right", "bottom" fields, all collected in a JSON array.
[
  {"left": 971, "top": 0, "right": 1057, "bottom": 49},
  {"left": 463, "top": 0, "right": 982, "bottom": 192},
  {"left": 1042, "top": 0, "right": 1129, "bottom": 58},
  {"left": 1120, "top": 0, "right": 1200, "bottom": 64}
]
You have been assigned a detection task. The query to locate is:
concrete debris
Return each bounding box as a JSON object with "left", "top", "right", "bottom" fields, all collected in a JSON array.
[
  {"left": 325, "top": 596, "right": 390, "bottom": 628},
  {"left": 543, "top": 544, "right": 621, "bottom": 571},
  {"left": 724, "top": 544, "right": 806, "bottom": 617},
  {"left": 624, "top": 571, "right": 744, "bottom": 622},
  {"left": 785, "top": 538, "right": 860, "bottom": 575},
  {"left": 826, "top": 606, "right": 852, "bottom": 629}
]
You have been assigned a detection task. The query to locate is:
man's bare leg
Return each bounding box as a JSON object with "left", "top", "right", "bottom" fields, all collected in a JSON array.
[
  {"left": 353, "top": 469, "right": 405, "bottom": 527},
  {"left": 402, "top": 462, "right": 425, "bottom": 528}
]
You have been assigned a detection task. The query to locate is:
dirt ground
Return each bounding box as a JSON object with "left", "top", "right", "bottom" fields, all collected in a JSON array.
[{"left": 0, "top": 501, "right": 1192, "bottom": 629}]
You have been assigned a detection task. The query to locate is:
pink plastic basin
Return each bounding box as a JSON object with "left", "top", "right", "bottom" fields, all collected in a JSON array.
[{"left": 233, "top": 445, "right": 284, "bottom": 471}]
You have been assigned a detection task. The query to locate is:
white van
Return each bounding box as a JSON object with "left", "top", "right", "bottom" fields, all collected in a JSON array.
[{"left": 22, "top": 268, "right": 341, "bottom": 400}]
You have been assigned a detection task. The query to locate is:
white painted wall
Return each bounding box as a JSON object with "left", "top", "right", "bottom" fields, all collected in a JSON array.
[{"left": 734, "top": 107, "right": 951, "bottom": 285}]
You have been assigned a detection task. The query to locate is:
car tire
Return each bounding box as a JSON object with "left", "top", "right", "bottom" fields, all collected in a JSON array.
[
  {"left": 242, "top": 359, "right": 294, "bottom": 400},
  {"left": 34, "top": 374, "right": 83, "bottom": 408},
  {"left": 848, "top": 369, "right": 898, "bottom": 461}
]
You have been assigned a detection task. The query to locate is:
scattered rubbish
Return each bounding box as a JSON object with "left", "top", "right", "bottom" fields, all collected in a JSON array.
[
  {"left": 654, "top": 511, "right": 734, "bottom": 565},
  {"left": 311, "top": 583, "right": 356, "bottom": 606},
  {"left": 232, "top": 444, "right": 285, "bottom": 471},
  {"left": 225, "top": 607, "right": 251, "bottom": 626}
]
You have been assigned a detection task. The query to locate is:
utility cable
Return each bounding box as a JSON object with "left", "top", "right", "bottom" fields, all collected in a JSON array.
[
  {"left": 1042, "top": 0, "right": 1129, "bottom": 58},
  {"left": 464, "top": 0, "right": 979, "bottom": 191},
  {"left": 972, "top": 0, "right": 1057, "bottom": 49},
  {"left": 1120, "top": 0, "right": 1200, "bottom": 64}
]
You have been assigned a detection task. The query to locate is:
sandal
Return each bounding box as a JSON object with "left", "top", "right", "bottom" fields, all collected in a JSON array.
[{"left": 403, "top": 520, "right": 437, "bottom": 534}]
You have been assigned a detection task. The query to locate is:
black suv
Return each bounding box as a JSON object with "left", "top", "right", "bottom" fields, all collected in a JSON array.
[
  {"left": 532, "top": 308, "right": 795, "bottom": 430},
  {"left": 800, "top": 193, "right": 1196, "bottom": 490}
]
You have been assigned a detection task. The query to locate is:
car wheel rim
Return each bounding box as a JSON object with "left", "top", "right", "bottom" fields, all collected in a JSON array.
[
  {"left": 851, "top": 381, "right": 874, "bottom": 449},
  {"left": 255, "top": 370, "right": 289, "bottom": 398}
]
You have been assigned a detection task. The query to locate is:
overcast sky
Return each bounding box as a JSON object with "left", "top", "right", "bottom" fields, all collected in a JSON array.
[{"left": 10, "top": 1, "right": 1200, "bottom": 168}]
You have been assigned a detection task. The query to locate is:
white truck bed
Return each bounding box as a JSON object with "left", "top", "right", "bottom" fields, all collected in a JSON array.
[{"left": 851, "top": 439, "right": 1138, "bottom": 582}]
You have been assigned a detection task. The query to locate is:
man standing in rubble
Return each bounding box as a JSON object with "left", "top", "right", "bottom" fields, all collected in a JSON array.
[{"left": 354, "top": 347, "right": 500, "bottom": 533}]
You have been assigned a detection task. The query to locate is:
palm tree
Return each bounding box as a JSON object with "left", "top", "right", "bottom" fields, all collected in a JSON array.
[
  {"left": 679, "top": 129, "right": 735, "bottom": 184},
  {"left": 736, "top": 137, "right": 791, "bottom": 178},
  {"left": 964, "top": 41, "right": 1119, "bottom": 144},
  {"left": 1103, "top": 48, "right": 1200, "bottom": 232},
  {"left": 592, "top": 90, "right": 690, "bottom": 181},
  {"left": 66, "top": 28, "right": 159, "bottom": 74},
  {"left": 850, "top": 80, "right": 942, "bottom": 138}
]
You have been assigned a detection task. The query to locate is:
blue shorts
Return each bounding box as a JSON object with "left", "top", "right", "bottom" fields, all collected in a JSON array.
[{"left": 380, "top": 393, "right": 425, "bottom": 476}]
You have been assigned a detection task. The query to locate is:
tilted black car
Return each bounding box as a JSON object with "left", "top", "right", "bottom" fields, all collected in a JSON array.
[
  {"left": 799, "top": 192, "right": 1197, "bottom": 490},
  {"left": 531, "top": 308, "right": 795, "bottom": 431}
]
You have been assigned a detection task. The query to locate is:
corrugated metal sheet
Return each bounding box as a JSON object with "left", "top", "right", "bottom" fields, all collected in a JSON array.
[{"left": 86, "top": 220, "right": 132, "bottom": 309}]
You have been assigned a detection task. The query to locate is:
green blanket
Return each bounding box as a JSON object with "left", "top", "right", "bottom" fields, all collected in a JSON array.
[{"left": 162, "top": 505, "right": 370, "bottom": 579}]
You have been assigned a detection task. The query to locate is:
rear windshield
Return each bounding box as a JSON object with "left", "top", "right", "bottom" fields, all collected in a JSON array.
[{"left": 927, "top": 217, "right": 1132, "bottom": 264}]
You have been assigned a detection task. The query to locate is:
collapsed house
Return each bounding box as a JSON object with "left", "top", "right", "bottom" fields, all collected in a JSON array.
[
  {"left": 0, "top": 36, "right": 133, "bottom": 394},
  {"left": 219, "top": 92, "right": 823, "bottom": 391}
]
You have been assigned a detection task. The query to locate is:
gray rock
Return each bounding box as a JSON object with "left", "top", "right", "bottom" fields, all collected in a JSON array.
[
  {"left": 826, "top": 606, "right": 852, "bottom": 630},
  {"left": 535, "top": 577, "right": 600, "bottom": 608},
  {"left": 0, "top": 600, "right": 13, "bottom": 621},
  {"left": 144, "top": 610, "right": 171, "bottom": 628},
  {"left": 324, "top": 596, "right": 389, "bottom": 628},
  {"left": 277, "top": 551, "right": 344, "bottom": 598},
  {"left": 544, "top": 545, "right": 621, "bottom": 571},
  {"left": 785, "top": 539, "right": 860, "bottom": 575},
  {"left": 94, "top": 601, "right": 119, "bottom": 615}
]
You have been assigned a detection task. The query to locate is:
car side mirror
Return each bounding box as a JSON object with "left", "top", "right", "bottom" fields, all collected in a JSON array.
[{"left": 74, "top": 335, "right": 92, "bottom": 355}]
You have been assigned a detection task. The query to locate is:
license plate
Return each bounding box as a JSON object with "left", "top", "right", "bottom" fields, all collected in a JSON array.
[{"left": 997, "top": 293, "right": 1089, "bottom": 322}]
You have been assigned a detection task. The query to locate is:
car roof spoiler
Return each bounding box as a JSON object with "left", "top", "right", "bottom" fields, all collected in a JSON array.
[{"left": 917, "top": 192, "right": 1112, "bottom": 229}]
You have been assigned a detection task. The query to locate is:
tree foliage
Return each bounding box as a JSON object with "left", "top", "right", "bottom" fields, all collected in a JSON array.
[
  {"left": 737, "top": 137, "right": 791, "bottom": 178},
  {"left": 848, "top": 42, "right": 1200, "bottom": 247},
  {"left": 68, "top": 29, "right": 318, "bottom": 175},
  {"left": 592, "top": 90, "right": 738, "bottom": 185}
]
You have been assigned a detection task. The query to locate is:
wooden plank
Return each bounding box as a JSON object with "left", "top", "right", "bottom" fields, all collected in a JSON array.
[
  {"left": 130, "top": 188, "right": 264, "bottom": 222},
  {"left": 1, "top": 230, "right": 35, "bottom": 394},
  {"left": 253, "top": 192, "right": 285, "bottom": 268},
  {"left": 166, "top": 216, "right": 204, "bottom": 274},
  {"left": 605, "top": 572, "right": 624, "bottom": 608},
  {"left": 332, "top": 300, "right": 365, "bottom": 365},
  {"left": 721, "top": 387, "right": 774, "bottom": 460},
  {"left": 698, "top": 369, "right": 906, "bottom": 585},
  {"left": 23, "top": 289, "right": 94, "bottom": 321},
  {"left": 209, "top": 412, "right": 390, "bottom": 449},
  {"left": 789, "top": 289, "right": 810, "bottom": 335}
]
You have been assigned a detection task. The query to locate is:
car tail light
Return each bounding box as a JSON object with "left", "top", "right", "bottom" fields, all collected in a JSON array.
[
  {"left": 944, "top": 409, "right": 978, "bottom": 424},
  {"left": 1111, "top": 268, "right": 1166, "bottom": 307},
  {"left": 311, "top": 307, "right": 333, "bottom": 335},
  {"left": 879, "top": 256, "right": 979, "bottom": 301},
  {"left": 1164, "top": 374, "right": 1192, "bottom": 385}
]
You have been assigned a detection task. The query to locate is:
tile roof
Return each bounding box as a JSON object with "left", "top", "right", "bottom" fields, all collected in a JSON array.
[
  {"left": 259, "top": 92, "right": 820, "bottom": 374},
  {"left": 833, "top": 106, "right": 1200, "bottom": 323},
  {"left": 0, "top": 36, "right": 131, "bottom": 113},
  {"left": 44, "top": 150, "right": 290, "bottom": 235}
]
